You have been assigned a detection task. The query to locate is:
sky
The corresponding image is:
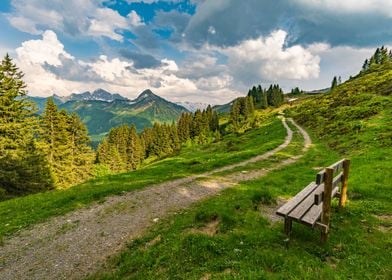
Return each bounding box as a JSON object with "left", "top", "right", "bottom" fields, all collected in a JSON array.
[{"left": 0, "top": 0, "right": 391, "bottom": 104}]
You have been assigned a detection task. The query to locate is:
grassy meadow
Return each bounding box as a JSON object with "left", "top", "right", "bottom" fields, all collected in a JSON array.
[
  {"left": 0, "top": 114, "right": 286, "bottom": 239},
  {"left": 89, "top": 65, "right": 392, "bottom": 279}
]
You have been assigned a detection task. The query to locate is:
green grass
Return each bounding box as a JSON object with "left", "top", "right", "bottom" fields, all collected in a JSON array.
[
  {"left": 90, "top": 128, "right": 391, "bottom": 279},
  {"left": 90, "top": 64, "right": 392, "bottom": 279},
  {"left": 0, "top": 117, "right": 286, "bottom": 239}
]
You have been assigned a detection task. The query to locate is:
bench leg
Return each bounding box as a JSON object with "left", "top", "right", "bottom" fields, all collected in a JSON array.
[
  {"left": 284, "top": 218, "right": 292, "bottom": 236},
  {"left": 320, "top": 224, "right": 329, "bottom": 243}
]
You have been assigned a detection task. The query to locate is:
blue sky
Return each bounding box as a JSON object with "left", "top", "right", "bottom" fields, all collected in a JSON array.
[{"left": 0, "top": 0, "right": 391, "bottom": 104}]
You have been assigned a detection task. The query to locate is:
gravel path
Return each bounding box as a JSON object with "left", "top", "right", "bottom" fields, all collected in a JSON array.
[{"left": 0, "top": 118, "right": 311, "bottom": 280}]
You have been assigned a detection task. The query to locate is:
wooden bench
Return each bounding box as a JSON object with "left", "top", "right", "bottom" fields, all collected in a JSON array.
[{"left": 276, "top": 159, "right": 350, "bottom": 242}]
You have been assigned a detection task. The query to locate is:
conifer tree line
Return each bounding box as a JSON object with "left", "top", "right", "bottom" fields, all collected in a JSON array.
[
  {"left": 230, "top": 96, "right": 255, "bottom": 130},
  {"left": 229, "top": 84, "right": 284, "bottom": 130},
  {"left": 290, "top": 87, "right": 303, "bottom": 95},
  {"left": 362, "top": 46, "right": 392, "bottom": 71},
  {"left": 247, "top": 84, "right": 285, "bottom": 109},
  {"left": 96, "top": 105, "right": 219, "bottom": 173},
  {"left": 0, "top": 55, "right": 94, "bottom": 198}
]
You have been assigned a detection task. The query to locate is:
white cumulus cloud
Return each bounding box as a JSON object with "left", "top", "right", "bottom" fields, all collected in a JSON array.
[
  {"left": 12, "top": 30, "right": 236, "bottom": 104},
  {"left": 7, "top": 0, "right": 143, "bottom": 41},
  {"left": 217, "top": 30, "right": 321, "bottom": 86},
  {"left": 16, "top": 30, "right": 73, "bottom": 66}
]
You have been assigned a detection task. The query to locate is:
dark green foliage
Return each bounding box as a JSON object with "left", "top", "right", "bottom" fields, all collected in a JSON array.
[
  {"left": 266, "top": 84, "right": 284, "bottom": 107},
  {"left": 330, "top": 76, "right": 341, "bottom": 90},
  {"left": 41, "top": 98, "right": 94, "bottom": 188},
  {"left": 290, "top": 87, "right": 303, "bottom": 95},
  {"left": 230, "top": 96, "right": 255, "bottom": 131},
  {"left": 247, "top": 84, "right": 284, "bottom": 109},
  {"left": 361, "top": 46, "right": 392, "bottom": 72},
  {"left": 97, "top": 124, "right": 143, "bottom": 172},
  {"left": 0, "top": 54, "right": 53, "bottom": 197},
  {"left": 97, "top": 105, "right": 221, "bottom": 173},
  {"left": 177, "top": 112, "right": 192, "bottom": 142}
]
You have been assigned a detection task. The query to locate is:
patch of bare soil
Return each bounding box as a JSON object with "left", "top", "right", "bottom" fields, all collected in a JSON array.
[
  {"left": 0, "top": 118, "right": 311, "bottom": 280},
  {"left": 189, "top": 219, "right": 220, "bottom": 237},
  {"left": 374, "top": 214, "right": 392, "bottom": 233},
  {"left": 260, "top": 197, "right": 287, "bottom": 224}
]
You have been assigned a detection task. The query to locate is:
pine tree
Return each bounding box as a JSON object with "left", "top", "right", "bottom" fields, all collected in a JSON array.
[
  {"left": 210, "top": 111, "right": 219, "bottom": 132},
  {"left": 177, "top": 112, "right": 191, "bottom": 142},
  {"left": 0, "top": 54, "right": 53, "bottom": 195},
  {"left": 42, "top": 99, "right": 93, "bottom": 188},
  {"left": 331, "top": 76, "right": 338, "bottom": 90},
  {"left": 126, "top": 125, "right": 143, "bottom": 169},
  {"left": 169, "top": 123, "right": 181, "bottom": 152},
  {"left": 67, "top": 113, "right": 94, "bottom": 184},
  {"left": 362, "top": 59, "right": 369, "bottom": 71},
  {"left": 191, "top": 109, "right": 203, "bottom": 138},
  {"left": 230, "top": 99, "right": 241, "bottom": 130}
]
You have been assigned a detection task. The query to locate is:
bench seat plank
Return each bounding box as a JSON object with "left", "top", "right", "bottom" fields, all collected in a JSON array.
[
  {"left": 288, "top": 184, "right": 324, "bottom": 220},
  {"left": 276, "top": 182, "right": 318, "bottom": 217},
  {"left": 301, "top": 186, "right": 340, "bottom": 226},
  {"left": 301, "top": 204, "right": 322, "bottom": 226}
]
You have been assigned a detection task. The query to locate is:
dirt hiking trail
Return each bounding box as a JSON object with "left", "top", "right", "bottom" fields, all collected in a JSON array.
[{"left": 0, "top": 118, "right": 311, "bottom": 280}]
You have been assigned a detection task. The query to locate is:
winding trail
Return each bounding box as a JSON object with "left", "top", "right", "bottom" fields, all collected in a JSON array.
[{"left": 0, "top": 118, "right": 311, "bottom": 280}]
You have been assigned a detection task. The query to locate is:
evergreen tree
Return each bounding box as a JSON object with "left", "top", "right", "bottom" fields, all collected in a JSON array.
[
  {"left": 362, "top": 59, "right": 369, "bottom": 71},
  {"left": 260, "top": 89, "right": 268, "bottom": 109},
  {"left": 42, "top": 99, "right": 93, "bottom": 188},
  {"left": 0, "top": 54, "right": 53, "bottom": 196},
  {"left": 230, "top": 99, "right": 241, "bottom": 130},
  {"left": 362, "top": 46, "right": 392, "bottom": 71},
  {"left": 67, "top": 113, "right": 94, "bottom": 184},
  {"left": 331, "top": 76, "right": 338, "bottom": 90},
  {"left": 191, "top": 109, "right": 203, "bottom": 138},
  {"left": 177, "top": 112, "right": 191, "bottom": 142},
  {"left": 290, "top": 87, "right": 302, "bottom": 95},
  {"left": 126, "top": 125, "right": 143, "bottom": 169},
  {"left": 210, "top": 111, "right": 219, "bottom": 132}
]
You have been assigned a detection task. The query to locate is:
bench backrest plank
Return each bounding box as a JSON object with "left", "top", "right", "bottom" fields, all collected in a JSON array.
[
  {"left": 316, "top": 159, "right": 345, "bottom": 184},
  {"left": 314, "top": 172, "right": 343, "bottom": 205}
]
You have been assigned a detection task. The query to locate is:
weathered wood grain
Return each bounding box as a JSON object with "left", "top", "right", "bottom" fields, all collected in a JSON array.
[{"left": 276, "top": 182, "right": 318, "bottom": 217}]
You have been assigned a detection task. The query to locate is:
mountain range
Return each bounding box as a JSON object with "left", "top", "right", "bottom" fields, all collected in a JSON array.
[{"left": 29, "top": 89, "right": 189, "bottom": 144}]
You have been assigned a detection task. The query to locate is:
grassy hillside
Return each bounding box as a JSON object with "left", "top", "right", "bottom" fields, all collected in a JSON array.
[
  {"left": 90, "top": 64, "right": 391, "bottom": 278},
  {"left": 0, "top": 114, "right": 286, "bottom": 239},
  {"left": 289, "top": 61, "right": 392, "bottom": 153}
]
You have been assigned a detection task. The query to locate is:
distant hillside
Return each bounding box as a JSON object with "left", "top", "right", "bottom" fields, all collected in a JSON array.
[
  {"left": 212, "top": 99, "right": 237, "bottom": 113},
  {"left": 29, "top": 89, "right": 189, "bottom": 141}
]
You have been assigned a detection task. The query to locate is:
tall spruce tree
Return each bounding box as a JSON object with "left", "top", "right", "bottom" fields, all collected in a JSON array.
[
  {"left": 331, "top": 76, "right": 338, "bottom": 90},
  {"left": 126, "top": 125, "right": 143, "bottom": 169},
  {"left": 0, "top": 54, "right": 52, "bottom": 196},
  {"left": 67, "top": 113, "right": 94, "bottom": 184},
  {"left": 42, "top": 99, "right": 93, "bottom": 188}
]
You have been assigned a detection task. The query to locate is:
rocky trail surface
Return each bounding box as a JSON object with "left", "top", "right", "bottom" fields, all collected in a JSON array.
[{"left": 0, "top": 118, "right": 311, "bottom": 280}]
